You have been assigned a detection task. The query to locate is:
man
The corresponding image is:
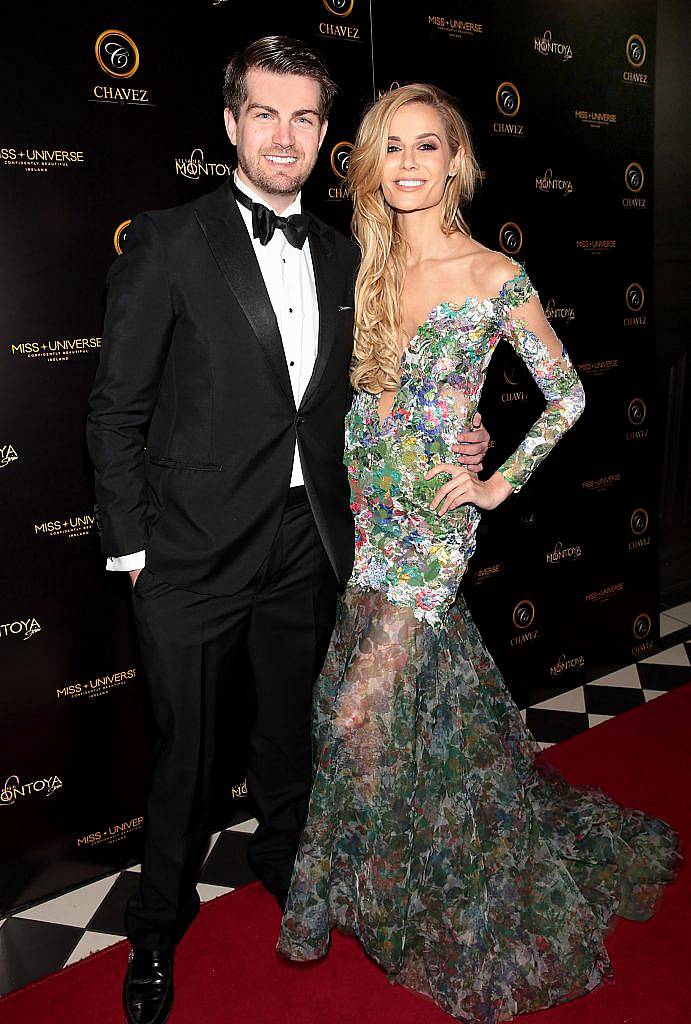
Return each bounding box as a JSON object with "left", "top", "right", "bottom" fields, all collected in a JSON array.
[{"left": 87, "top": 36, "right": 488, "bottom": 1024}]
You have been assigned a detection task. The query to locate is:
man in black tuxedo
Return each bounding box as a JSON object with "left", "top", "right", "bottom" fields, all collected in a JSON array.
[{"left": 87, "top": 36, "right": 488, "bottom": 1024}]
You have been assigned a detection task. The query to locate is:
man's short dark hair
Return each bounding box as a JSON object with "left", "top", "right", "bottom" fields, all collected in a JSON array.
[{"left": 223, "top": 35, "right": 339, "bottom": 123}]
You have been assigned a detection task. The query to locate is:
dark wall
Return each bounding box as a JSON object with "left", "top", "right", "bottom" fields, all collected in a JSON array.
[
  {"left": 655, "top": 0, "right": 691, "bottom": 600},
  {"left": 0, "top": 0, "right": 658, "bottom": 915}
]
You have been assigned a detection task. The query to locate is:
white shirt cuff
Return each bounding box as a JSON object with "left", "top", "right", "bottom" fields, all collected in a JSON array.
[{"left": 106, "top": 551, "right": 146, "bottom": 572}]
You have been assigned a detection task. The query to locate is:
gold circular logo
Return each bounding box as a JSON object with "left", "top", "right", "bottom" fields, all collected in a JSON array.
[
  {"left": 321, "top": 0, "right": 354, "bottom": 15},
  {"left": 330, "top": 141, "right": 353, "bottom": 180},
  {"left": 625, "top": 282, "right": 645, "bottom": 311},
  {"left": 626, "top": 34, "right": 647, "bottom": 67},
  {"left": 627, "top": 397, "right": 647, "bottom": 425},
  {"left": 513, "top": 599, "right": 535, "bottom": 630},
  {"left": 625, "top": 161, "right": 644, "bottom": 193},
  {"left": 632, "top": 612, "right": 652, "bottom": 640},
  {"left": 95, "top": 29, "right": 140, "bottom": 79},
  {"left": 499, "top": 221, "right": 523, "bottom": 255},
  {"left": 114, "top": 219, "right": 132, "bottom": 255},
  {"left": 503, "top": 363, "right": 522, "bottom": 386},
  {"left": 496, "top": 82, "right": 521, "bottom": 118},
  {"left": 630, "top": 508, "right": 649, "bottom": 535}
]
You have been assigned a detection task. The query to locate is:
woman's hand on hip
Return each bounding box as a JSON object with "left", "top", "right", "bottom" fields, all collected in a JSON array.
[{"left": 425, "top": 466, "right": 514, "bottom": 515}]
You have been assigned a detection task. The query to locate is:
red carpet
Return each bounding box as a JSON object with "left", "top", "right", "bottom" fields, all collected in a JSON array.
[{"left": 1, "top": 684, "right": 688, "bottom": 1024}]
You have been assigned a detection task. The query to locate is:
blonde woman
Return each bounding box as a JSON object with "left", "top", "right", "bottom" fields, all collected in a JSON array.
[{"left": 277, "top": 84, "right": 681, "bottom": 1021}]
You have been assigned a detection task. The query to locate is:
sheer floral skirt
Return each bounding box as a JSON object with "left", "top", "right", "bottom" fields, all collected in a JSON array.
[{"left": 276, "top": 587, "right": 683, "bottom": 1023}]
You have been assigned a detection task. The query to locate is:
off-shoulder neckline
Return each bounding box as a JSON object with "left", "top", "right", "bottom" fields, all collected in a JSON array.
[{"left": 404, "top": 259, "right": 527, "bottom": 350}]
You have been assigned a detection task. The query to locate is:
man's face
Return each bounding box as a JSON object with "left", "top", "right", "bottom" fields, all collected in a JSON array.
[{"left": 225, "top": 68, "right": 328, "bottom": 205}]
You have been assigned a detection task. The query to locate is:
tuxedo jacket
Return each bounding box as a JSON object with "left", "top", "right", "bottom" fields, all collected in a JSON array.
[{"left": 86, "top": 178, "right": 359, "bottom": 595}]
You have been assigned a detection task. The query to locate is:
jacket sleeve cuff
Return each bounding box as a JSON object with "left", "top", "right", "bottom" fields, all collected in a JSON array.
[{"left": 106, "top": 551, "right": 146, "bottom": 572}]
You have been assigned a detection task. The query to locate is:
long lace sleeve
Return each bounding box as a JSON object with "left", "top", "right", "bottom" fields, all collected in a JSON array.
[{"left": 494, "top": 265, "right": 585, "bottom": 492}]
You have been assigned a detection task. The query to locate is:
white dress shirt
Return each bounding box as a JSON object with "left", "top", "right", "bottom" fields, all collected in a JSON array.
[{"left": 107, "top": 171, "right": 319, "bottom": 572}]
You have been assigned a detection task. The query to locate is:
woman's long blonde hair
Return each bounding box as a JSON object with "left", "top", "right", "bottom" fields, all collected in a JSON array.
[{"left": 348, "top": 83, "right": 481, "bottom": 394}]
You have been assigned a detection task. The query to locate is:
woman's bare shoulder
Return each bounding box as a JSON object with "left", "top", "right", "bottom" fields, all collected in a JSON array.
[{"left": 456, "top": 243, "right": 520, "bottom": 298}]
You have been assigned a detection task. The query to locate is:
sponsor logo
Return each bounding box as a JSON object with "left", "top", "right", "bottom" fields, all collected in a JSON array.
[
  {"left": 576, "top": 239, "right": 616, "bottom": 254},
  {"left": 0, "top": 617, "right": 41, "bottom": 640},
  {"left": 582, "top": 472, "right": 621, "bottom": 492},
  {"left": 0, "top": 443, "right": 19, "bottom": 469},
  {"left": 114, "top": 219, "right": 131, "bottom": 255},
  {"left": 627, "top": 34, "right": 647, "bottom": 67},
  {"left": 535, "top": 168, "right": 573, "bottom": 194},
  {"left": 322, "top": 0, "right": 354, "bottom": 14},
  {"left": 58, "top": 668, "right": 137, "bottom": 700},
  {"left": 513, "top": 600, "right": 535, "bottom": 629},
  {"left": 77, "top": 816, "right": 144, "bottom": 847},
  {"left": 95, "top": 29, "right": 139, "bottom": 78},
  {"left": 633, "top": 612, "right": 652, "bottom": 639},
  {"left": 625, "top": 161, "right": 644, "bottom": 192},
  {"left": 534, "top": 29, "right": 573, "bottom": 61},
  {"left": 630, "top": 507, "right": 649, "bottom": 535},
  {"left": 428, "top": 15, "right": 483, "bottom": 39},
  {"left": 624, "top": 283, "right": 647, "bottom": 326},
  {"left": 585, "top": 582, "right": 624, "bottom": 603},
  {"left": 501, "top": 361, "right": 528, "bottom": 403},
  {"left": 626, "top": 397, "right": 649, "bottom": 440},
  {"left": 499, "top": 221, "right": 523, "bottom": 255},
  {"left": 623, "top": 161, "right": 647, "bottom": 208},
  {"left": 378, "top": 80, "right": 401, "bottom": 99},
  {"left": 632, "top": 612, "right": 654, "bottom": 656},
  {"left": 549, "top": 652, "right": 585, "bottom": 677},
  {"left": 327, "top": 141, "right": 353, "bottom": 200},
  {"left": 319, "top": 0, "right": 360, "bottom": 40},
  {"left": 91, "top": 30, "right": 152, "bottom": 106},
  {"left": 231, "top": 778, "right": 248, "bottom": 799},
  {"left": 92, "top": 84, "right": 151, "bottom": 105},
  {"left": 544, "top": 298, "right": 575, "bottom": 322},
  {"left": 493, "top": 82, "right": 525, "bottom": 136},
  {"left": 468, "top": 563, "right": 503, "bottom": 584},
  {"left": 174, "top": 147, "right": 231, "bottom": 180},
  {"left": 10, "top": 337, "right": 101, "bottom": 363},
  {"left": 629, "top": 507, "right": 651, "bottom": 550},
  {"left": 545, "top": 540, "right": 583, "bottom": 564},
  {"left": 575, "top": 109, "right": 616, "bottom": 128},
  {"left": 1, "top": 774, "right": 62, "bottom": 806},
  {"left": 577, "top": 358, "right": 619, "bottom": 376},
  {"left": 623, "top": 34, "right": 649, "bottom": 85},
  {"left": 0, "top": 147, "right": 85, "bottom": 173},
  {"left": 511, "top": 599, "right": 539, "bottom": 646},
  {"left": 34, "top": 513, "right": 96, "bottom": 540}
]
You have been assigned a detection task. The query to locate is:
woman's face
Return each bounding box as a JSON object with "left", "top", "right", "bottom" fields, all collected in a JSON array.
[{"left": 380, "top": 101, "right": 461, "bottom": 215}]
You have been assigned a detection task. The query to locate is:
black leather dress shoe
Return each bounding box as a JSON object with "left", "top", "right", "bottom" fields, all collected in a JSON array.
[{"left": 123, "top": 948, "right": 174, "bottom": 1024}]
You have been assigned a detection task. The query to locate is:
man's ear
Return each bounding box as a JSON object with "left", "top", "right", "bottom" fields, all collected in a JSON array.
[
  {"left": 224, "top": 107, "right": 238, "bottom": 146},
  {"left": 318, "top": 119, "right": 329, "bottom": 150}
]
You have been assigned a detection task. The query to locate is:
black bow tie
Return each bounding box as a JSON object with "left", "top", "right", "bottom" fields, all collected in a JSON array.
[{"left": 231, "top": 180, "right": 309, "bottom": 249}]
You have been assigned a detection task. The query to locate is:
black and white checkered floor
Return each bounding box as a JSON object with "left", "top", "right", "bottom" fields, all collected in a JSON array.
[{"left": 1, "top": 601, "right": 690, "bottom": 999}]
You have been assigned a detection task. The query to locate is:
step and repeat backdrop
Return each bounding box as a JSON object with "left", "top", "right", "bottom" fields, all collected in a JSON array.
[{"left": 0, "top": 0, "right": 656, "bottom": 914}]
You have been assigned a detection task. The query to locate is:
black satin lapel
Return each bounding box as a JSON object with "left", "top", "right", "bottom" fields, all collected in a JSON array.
[
  {"left": 300, "top": 226, "right": 338, "bottom": 410},
  {"left": 194, "top": 192, "right": 294, "bottom": 406}
]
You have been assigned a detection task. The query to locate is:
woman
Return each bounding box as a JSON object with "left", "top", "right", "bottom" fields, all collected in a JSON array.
[{"left": 276, "top": 84, "right": 682, "bottom": 1022}]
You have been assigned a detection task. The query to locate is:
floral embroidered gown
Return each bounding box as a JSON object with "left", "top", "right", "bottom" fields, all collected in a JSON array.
[{"left": 276, "top": 260, "right": 682, "bottom": 1022}]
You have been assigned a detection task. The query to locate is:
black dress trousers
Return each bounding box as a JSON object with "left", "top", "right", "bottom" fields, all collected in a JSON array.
[{"left": 125, "top": 489, "right": 339, "bottom": 950}]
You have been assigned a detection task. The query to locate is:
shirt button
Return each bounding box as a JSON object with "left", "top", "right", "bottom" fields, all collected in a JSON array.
[
  {"left": 288, "top": 307, "right": 293, "bottom": 313},
  {"left": 289, "top": 361, "right": 295, "bottom": 367}
]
